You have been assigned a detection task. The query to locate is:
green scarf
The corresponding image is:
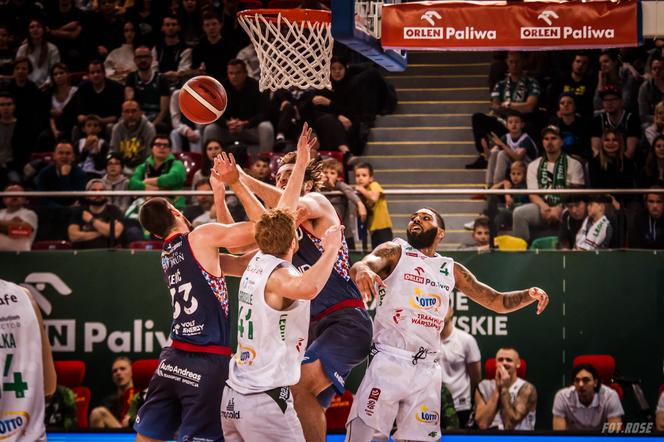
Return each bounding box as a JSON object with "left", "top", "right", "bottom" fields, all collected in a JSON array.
[{"left": 537, "top": 154, "right": 568, "bottom": 206}]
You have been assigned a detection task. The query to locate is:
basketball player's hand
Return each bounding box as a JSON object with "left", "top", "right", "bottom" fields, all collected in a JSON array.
[
  {"left": 213, "top": 152, "right": 240, "bottom": 185},
  {"left": 496, "top": 365, "right": 510, "bottom": 390},
  {"left": 354, "top": 267, "right": 386, "bottom": 303},
  {"left": 209, "top": 159, "right": 226, "bottom": 195},
  {"left": 528, "top": 287, "right": 549, "bottom": 315},
  {"left": 321, "top": 224, "right": 344, "bottom": 253},
  {"left": 296, "top": 122, "right": 316, "bottom": 164}
]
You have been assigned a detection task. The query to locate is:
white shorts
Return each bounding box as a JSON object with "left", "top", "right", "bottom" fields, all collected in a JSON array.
[
  {"left": 346, "top": 346, "right": 442, "bottom": 441},
  {"left": 221, "top": 385, "right": 305, "bottom": 442}
]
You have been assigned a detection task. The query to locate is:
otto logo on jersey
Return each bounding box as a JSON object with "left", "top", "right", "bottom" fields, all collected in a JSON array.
[
  {"left": 0, "top": 411, "right": 29, "bottom": 438},
  {"left": 409, "top": 288, "right": 442, "bottom": 312},
  {"left": 236, "top": 344, "right": 256, "bottom": 366},
  {"left": 415, "top": 405, "right": 439, "bottom": 424}
]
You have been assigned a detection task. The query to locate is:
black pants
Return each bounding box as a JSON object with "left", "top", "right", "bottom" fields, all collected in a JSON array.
[{"left": 471, "top": 113, "right": 508, "bottom": 154}]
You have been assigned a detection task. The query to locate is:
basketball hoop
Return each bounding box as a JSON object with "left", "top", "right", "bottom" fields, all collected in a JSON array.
[{"left": 237, "top": 9, "right": 333, "bottom": 92}]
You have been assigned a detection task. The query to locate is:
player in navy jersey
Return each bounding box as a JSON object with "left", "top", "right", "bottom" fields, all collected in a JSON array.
[
  {"left": 216, "top": 124, "right": 373, "bottom": 441},
  {"left": 134, "top": 168, "right": 263, "bottom": 442}
]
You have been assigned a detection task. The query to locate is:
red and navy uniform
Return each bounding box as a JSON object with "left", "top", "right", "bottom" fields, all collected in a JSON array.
[
  {"left": 295, "top": 226, "right": 373, "bottom": 408},
  {"left": 134, "top": 233, "right": 230, "bottom": 442}
]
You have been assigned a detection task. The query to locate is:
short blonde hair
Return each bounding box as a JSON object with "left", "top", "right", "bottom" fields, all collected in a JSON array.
[
  {"left": 255, "top": 208, "right": 296, "bottom": 257},
  {"left": 321, "top": 158, "right": 342, "bottom": 174},
  {"left": 510, "top": 161, "right": 526, "bottom": 172}
]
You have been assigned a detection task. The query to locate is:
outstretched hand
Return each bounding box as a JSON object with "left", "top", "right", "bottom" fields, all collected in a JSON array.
[
  {"left": 354, "top": 266, "right": 386, "bottom": 303},
  {"left": 529, "top": 287, "right": 549, "bottom": 315},
  {"left": 212, "top": 152, "right": 239, "bottom": 185},
  {"left": 296, "top": 122, "right": 317, "bottom": 165}
]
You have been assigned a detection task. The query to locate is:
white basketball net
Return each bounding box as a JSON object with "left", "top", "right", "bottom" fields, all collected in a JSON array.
[{"left": 237, "top": 11, "right": 333, "bottom": 92}]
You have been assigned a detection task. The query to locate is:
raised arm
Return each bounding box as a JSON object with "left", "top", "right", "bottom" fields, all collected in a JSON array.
[
  {"left": 499, "top": 382, "right": 537, "bottom": 430},
  {"left": 278, "top": 123, "right": 316, "bottom": 212},
  {"left": 191, "top": 221, "right": 256, "bottom": 251},
  {"left": 219, "top": 249, "right": 258, "bottom": 277},
  {"left": 239, "top": 170, "right": 283, "bottom": 209},
  {"left": 453, "top": 263, "right": 549, "bottom": 314},
  {"left": 213, "top": 153, "right": 266, "bottom": 222},
  {"left": 350, "top": 240, "right": 401, "bottom": 301}
]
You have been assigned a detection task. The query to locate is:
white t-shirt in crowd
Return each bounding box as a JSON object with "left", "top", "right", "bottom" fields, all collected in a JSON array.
[
  {"left": 0, "top": 208, "right": 38, "bottom": 251},
  {"left": 526, "top": 154, "right": 585, "bottom": 190},
  {"left": 440, "top": 327, "right": 481, "bottom": 411}
]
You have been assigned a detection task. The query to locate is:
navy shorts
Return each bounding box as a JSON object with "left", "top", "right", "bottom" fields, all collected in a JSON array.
[
  {"left": 134, "top": 347, "right": 229, "bottom": 441},
  {"left": 304, "top": 307, "right": 373, "bottom": 408}
]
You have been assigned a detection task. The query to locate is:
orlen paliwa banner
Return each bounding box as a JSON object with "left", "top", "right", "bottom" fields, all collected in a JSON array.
[{"left": 381, "top": 0, "right": 641, "bottom": 50}]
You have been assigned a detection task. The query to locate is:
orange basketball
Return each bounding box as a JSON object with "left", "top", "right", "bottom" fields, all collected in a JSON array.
[{"left": 179, "top": 76, "right": 227, "bottom": 124}]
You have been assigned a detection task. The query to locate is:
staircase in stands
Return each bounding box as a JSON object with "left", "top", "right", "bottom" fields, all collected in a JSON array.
[{"left": 361, "top": 51, "right": 493, "bottom": 249}]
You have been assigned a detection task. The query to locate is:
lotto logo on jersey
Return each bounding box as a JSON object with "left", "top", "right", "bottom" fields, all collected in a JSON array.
[
  {"left": 0, "top": 411, "right": 29, "bottom": 439},
  {"left": 415, "top": 405, "right": 439, "bottom": 424},
  {"left": 236, "top": 344, "right": 256, "bottom": 366},
  {"left": 409, "top": 288, "right": 442, "bottom": 312}
]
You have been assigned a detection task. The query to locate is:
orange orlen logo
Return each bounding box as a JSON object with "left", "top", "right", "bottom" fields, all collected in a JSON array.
[
  {"left": 0, "top": 411, "right": 30, "bottom": 440},
  {"left": 409, "top": 288, "right": 442, "bottom": 312}
]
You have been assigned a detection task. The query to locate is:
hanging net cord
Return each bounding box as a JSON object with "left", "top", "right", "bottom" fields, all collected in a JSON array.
[{"left": 238, "top": 12, "right": 333, "bottom": 91}]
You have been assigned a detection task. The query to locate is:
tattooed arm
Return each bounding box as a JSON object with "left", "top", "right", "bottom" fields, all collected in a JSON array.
[
  {"left": 350, "top": 241, "right": 401, "bottom": 302},
  {"left": 453, "top": 263, "right": 549, "bottom": 314},
  {"left": 499, "top": 382, "right": 537, "bottom": 430}
]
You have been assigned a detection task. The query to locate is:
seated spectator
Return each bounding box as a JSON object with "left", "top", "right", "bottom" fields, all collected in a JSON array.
[
  {"left": 558, "top": 195, "right": 588, "bottom": 250},
  {"left": 44, "top": 0, "right": 86, "bottom": 71},
  {"left": 36, "top": 140, "right": 88, "bottom": 207},
  {"left": 129, "top": 134, "right": 186, "bottom": 208},
  {"left": 87, "top": 0, "right": 124, "bottom": 60},
  {"left": 102, "top": 152, "right": 130, "bottom": 213},
  {"left": 485, "top": 111, "right": 537, "bottom": 187},
  {"left": 552, "top": 363, "right": 624, "bottom": 431},
  {"left": 0, "top": 24, "right": 14, "bottom": 83},
  {"left": 657, "top": 390, "right": 664, "bottom": 431},
  {"left": 169, "top": 88, "right": 202, "bottom": 153},
  {"left": 637, "top": 55, "right": 664, "bottom": 127},
  {"left": 473, "top": 348, "right": 537, "bottom": 430},
  {"left": 49, "top": 63, "right": 78, "bottom": 141},
  {"left": 512, "top": 126, "right": 585, "bottom": 242},
  {"left": 0, "top": 92, "right": 21, "bottom": 187},
  {"left": 220, "top": 0, "right": 250, "bottom": 56},
  {"left": 191, "top": 139, "right": 222, "bottom": 186},
  {"left": 548, "top": 52, "right": 595, "bottom": 119},
  {"left": 628, "top": 188, "right": 664, "bottom": 249},
  {"left": 68, "top": 179, "right": 124, "bottom": 249},
  {"left": 322, "top": 157, "right": 366, "bottom": 250},
  {"left": 183, "top": 177, "right": 213, "bottom": 222},
  {"left": 459, "top": 216, "right": 490, "bottom": 250},
  {"left": 190, "top": 12, "right": 236, "bottom": 83},
  {"left": 77, "top": 114, "right": 109, "bottom": 178},
  {"left": 548, "top": 93, "right": 591, "bottom": 162},
  {"left": 440, "top": 306, "right": 482, "bottom": 428},
  {"left": 488, "top": 161, "right": 528, "bottom": 232},
  {"left": 190, "top": 182, "right": 217, "bottom": 227},
  {"left": 639, "top": 135, "right": 664, "bottom": 188},
  {"left": 90, "top": 356, "right": 135, "bottom": 428},
  {"left": 589, "top": 129, "right": 636, "bottom": 194},
  {"left": 645, "top": 101, "right": 664, "bottom": 148},
  {"left": 74, "top": 60, "right": 125, "bottom": 130},
  {"left": 152, "top": 15, "right": 192, "bottom": 88},
  {"left": 110, "top": 100, "right": 156, "bottom": 171},
  {"left": 594, "top": 49, "right": 641, "bottom": 115},
  {"left": 104, "top": 21, "right": 138, "bottom": 83},
  {"left": 353, "top": 162, "right": 393, "bottom": 248},
  {"left": 468, "top": 52, "right": 540, "bottom": 169},
  {"left": 125, "top": 46, "right": 170, "bottom": 128},
  {"left": 270, "top": 88, "right": 304, "bottom": 151},
  {"left": 236, "top": 44, "right": 260, "bottom": 82},
  {"left": 247, "top": 155, "right": 274, "bottom": 184},
  {"left": 176, "top": 0, "right": 203, "bottom": 47},
  {"left": 203, "top": 59, "right": 274, "bottom": 155},
  {"left": 574, "top": 194, "right": 613, "bottom": 250},
  {"left": 591, "top": 85, "right": 640, "bottom": 159},
  {"left": 124, "top": 0, "right": 163, "bottom": 48},
  {"left": 0, "top": 183, "right": 38, "bottom": 251},
  {"left": 16, "top": 18, "right": 61, "bottom": 90},
  {"left": 45, "top": 384, "right": 78, "bottom": 431}
]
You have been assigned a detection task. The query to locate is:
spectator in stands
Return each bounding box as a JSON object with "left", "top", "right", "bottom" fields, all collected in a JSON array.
[
  {"left": 473, "top": 348, "right": 537, "bottom": 430},
  {"left": 468, "top": 52, "right": 540, "bottom": 169},
  {"left": 460, "top": 217, "right": 490, "bottom": 250},
  {"left": 639, "top": 135, "right": 664, "bottom": 188},
  {"left": 594, "top": 49, "right": 641, "bottom": 115},
  {"left": 549, "top": 52, "right": 595, "bottom": 119},
  {"left": 36, "top": 140, "right": 88, "bottom": 207},
  {"left": 88, "top": 0, "right": 124, "bottom": 59},
  {"left": 574, "top": 194, "right": 613, "bottom": 250},
  {"left": 44, "top": 0, "right": 86, "bottom": 71},
  {"left": 191, "top": 12, "right": 235, "bottom": 82},
  {"left": 104, "top": 21, "right": 139, "bottom": 83},
  {"left": 589, "top": 129, "right": 636, "bottom": 192},
  {"left": 16, "top": 18, "right": 60, "bottom": 90},
  {"left": 656, "top": 390, "right": 664, "bottom": 431},
  {"left": 169, "top": 88, "right": 202, "bottom": 153},
  {"left": 0, "top": 183, "right": 38, "bottom": 251},
  {"left": 488, "top": 161, "right": 528, "bottom": 232},
  {"left": 77, "top": 114, "right": 108, "bottom": 178},
  {"left": 552, "top": 363, "right": 624, "bottom": 431},
  {"left": 558, "top": 195, "right": 587, "bottom": 250},
  {"left": 270, "top": 88, "right": 304, "bottom": 151},
  {"left": 0, "top": 92, "right": 20, "bottom": 187},
  {"left": 0, "top": 24, "right": 14, "bottom": 83},
  {"left": 484, "top": 111, "right": 537, "bottom": 187},
  {"left": 67, "top": 178, "right": 124, "bottom": 249},
  {"left": 90, "top": 356, "right": 135, "bottom": 428},
  {"left": 591, "top": 85, "right": 641, "bottom": 159},
  {"left": 110, "top": 100, "right": 156, "bottom": 170},
  {"left": 247, "top": 155, "right": 273, "bottom": 184},
  {"left": 638, "top": 55, "right": 664, "bottom": 127},
  {"left": 548, "top": 93, "right": 591, "bottom": 162},
  {"left": 45, "top": 384, "right": 78, "bottom": 430},
  {"left": 645, "top": 101, "right": 664, "bottom": 147},
  {"left": 125, "top": 45, "right": 170, "bottom": 128},
  {"left": 177, "top": 0, "right": 203, "bottom": 47},
  {"left": 220, "top": 0, "right": 249, "bottom": 55},
  {"left": 203, "top": 59, "right": 274, "bottom": 154},
  {"left": 102, "top": 152, "right": 130, "bottom": 213},
  {"left": 236, "top": 44, "right": 260, "bottom": 82},
  {"left": 440, "top": 305, "right": 482, "bottom": 428},
  {"left": 322, "top": 157, "right": 366, "bottom": 250},
  {"left": 125, "top": 0, "right": 164, "bottom": 48},
  {"left": 512, "top": 126, "right": 585, "bottom": 243},
  {"left": 628, "top": 188, "right": 664, "bottom": 249},
  {"left": 49, "top": 63, "right": 78, "bottom": 141},
  {"left": 0, "top": 0, "right": 44, "bottom": 46},
  {"left": 75, "top": 60, "right": 125, "bottom": 130},
  {"left": 354, "top": 161, "right": 393, "bottom": 248},
  {"left": 129, "top": 134, "right": 186, "bottom": 208},
  {"left": 152, "top": 15, "right": 191, "bottom": 87},
  {"left": 183, "top": 177, "right": 212, "bottom": 222},
  {"left": 190, "top": 138, "right": 221, "bottom": 185}
]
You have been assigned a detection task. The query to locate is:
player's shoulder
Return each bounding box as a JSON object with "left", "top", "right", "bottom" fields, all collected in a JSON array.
[{"left": 372, "top": 240, "right": 403, "bottom": 259}]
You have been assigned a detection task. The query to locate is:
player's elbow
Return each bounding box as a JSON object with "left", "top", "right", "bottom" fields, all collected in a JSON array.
[{"left": 476, "top": 417, "right": 491, "bottom": 430}]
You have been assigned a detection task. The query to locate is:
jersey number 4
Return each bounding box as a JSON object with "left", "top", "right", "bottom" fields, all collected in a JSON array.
[
  {"left": 238, "top": 306, "right": 254, "bottom": 340},
  {"left": 1, "top": 354, "right": 29, "bottom": 399}
]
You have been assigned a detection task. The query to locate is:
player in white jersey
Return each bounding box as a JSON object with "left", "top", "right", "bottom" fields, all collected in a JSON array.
[
  {"left": 346, "top": 208, "right": 549, "bottom": 441},
  {"left": 0, "top": 278, "right": 56, "bottom": 442}
]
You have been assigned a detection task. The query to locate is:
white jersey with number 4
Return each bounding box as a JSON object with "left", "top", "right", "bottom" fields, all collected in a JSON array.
[
  {"left": 0, "top": 280, "right": 46, "bottom": 442},
  {"left": 373, "top": 238, "right": 455, "bottom": 353},
  {"left": 228, "top": 252, "right": 310, "bottom": 394}
]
